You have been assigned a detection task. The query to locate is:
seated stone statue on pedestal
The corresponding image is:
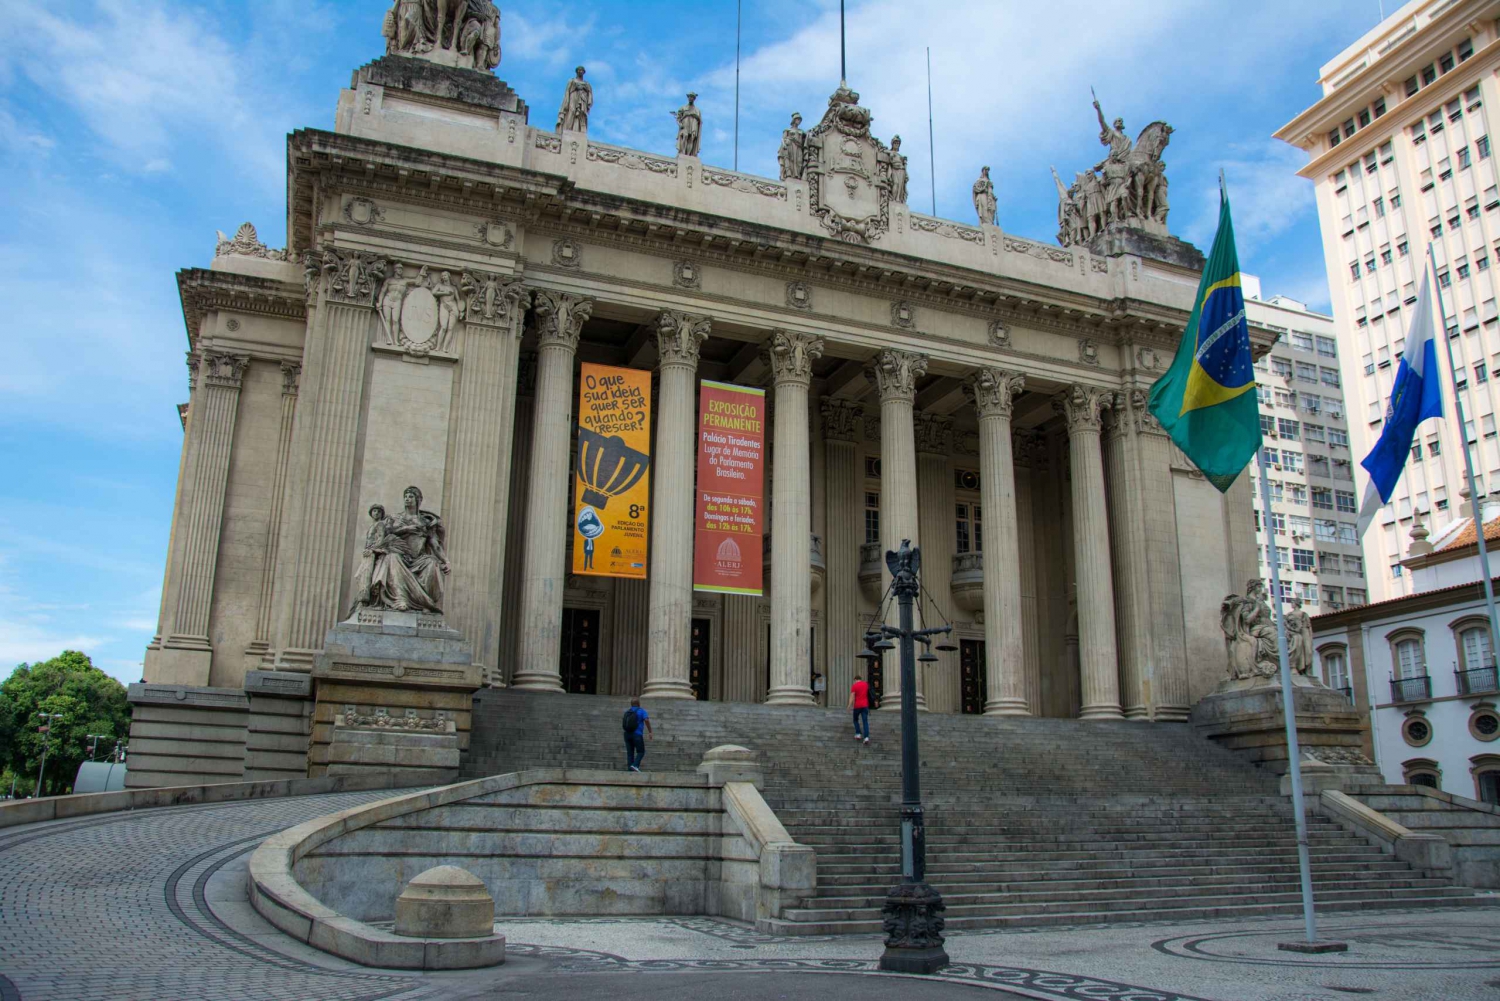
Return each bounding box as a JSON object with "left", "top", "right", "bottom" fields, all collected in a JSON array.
[
  {"left": 350, "top": 486, "right": 450, "bottom": 616},
  {"left": 1219, "top": 580, "right": 1318, "bottom": 686}
]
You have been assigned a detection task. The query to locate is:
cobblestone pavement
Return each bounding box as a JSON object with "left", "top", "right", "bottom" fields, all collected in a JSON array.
[{"left": 2, "top": 793, "right": 1499, "bottom": 1001}]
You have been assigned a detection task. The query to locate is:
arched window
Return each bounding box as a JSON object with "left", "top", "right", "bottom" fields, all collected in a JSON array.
[
  {"left": 1459, "top": 626, "right": 1492, "bottom": 671},
  {"left": 1394, "top": 637, "right": 1426, "bottom": 678},
  {"left": 1473, "top": 755, "right": 1500, "bottom": 806},
  {"left": 1319, "top": 645, "right": 1350, "bottom": 692},
  {"left": 1402, "top": 757, "right": 1442, "bottom": 789}
]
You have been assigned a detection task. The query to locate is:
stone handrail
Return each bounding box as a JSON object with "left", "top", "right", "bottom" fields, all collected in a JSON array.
[
  {"left": 722, "top": 780, "right": 817, "bottom": 921},
  {"left": 1319, "top": 788, "right": 1452, "bottom": 871},
  {"left": 0, "top": 772, "right": 415, "bottom": 831}
]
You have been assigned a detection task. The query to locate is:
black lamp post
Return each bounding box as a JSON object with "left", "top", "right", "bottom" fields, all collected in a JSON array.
[{"left": 871, "top": 539, "right": 949, "bottom": 974}]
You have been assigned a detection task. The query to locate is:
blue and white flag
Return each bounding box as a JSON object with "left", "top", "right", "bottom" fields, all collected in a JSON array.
[{"left": 1357, "top": 268, "right": 1444, "bottom": 535}]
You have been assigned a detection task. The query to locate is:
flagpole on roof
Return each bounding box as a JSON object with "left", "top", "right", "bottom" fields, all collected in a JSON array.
[
  {"left": 1233, "top": 168, "right": 1322, "bottom": 948},
  {"left": 1427, "top": 242, "right": 1500, "bottom": 667}
]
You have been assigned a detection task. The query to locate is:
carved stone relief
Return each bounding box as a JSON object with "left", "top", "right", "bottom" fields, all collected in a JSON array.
[
  {"left": 344, "top": 197, "right": 384, "bottom": 227},
  {"left": 202, "top": 352, "right": 249, "bottom": 389},
  {"left": 1136, "top": 346, "right": 1160, "bottom": 371},
  {"left": 588, "top": 145, "right": 678, "bottom": 176},
  {"left": 909, "top": 215, "right": 984, "bottom": 243},
  {"left": 376, "top": 263, "right": 463, "bottom": 355},
  {"left": 701, "top": 169, "right": 787, "bottom": 199},
  {"left": 552, "top": 238, "right": 582, "bottom": 269},
  {"left": 215, "top": 222, "right": 289, "bottom": 261},
  {"left": 460, "top": 270, "right": 529, "bottom": 327},
  {"left": 987, "top": 320, "right": 1010, "bottom": 349},
  {"left": 1078, "top": 339, "right": 1100, "bottom": 366},
  {"left": 672, "top": 260, "right": 702, "bottom": 290},
  {"left": 820, "top": 398, "right": 863, "bottom": 441},
  {"left": 313, "top": 248, "right": 388, "bottom": 306},
  {"left": 475, "top": 221, "right": 514, "bottom": 249},
  {"left": 1003, "top": 235, "right": 1074, "bottom": 267},
  {"left": 890, "top": 300, "right": 917, "bottom": 329},
  {"left": 786, "top": 281, "right": 813, "bottom": 311}
]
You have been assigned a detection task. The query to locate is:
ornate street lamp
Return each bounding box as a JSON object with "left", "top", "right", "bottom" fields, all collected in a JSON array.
[{"left": 872, "top": 539, "right": 950, "bottom": 974}]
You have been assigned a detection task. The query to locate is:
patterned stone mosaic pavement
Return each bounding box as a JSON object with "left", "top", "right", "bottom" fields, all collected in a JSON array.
[{"left": 1, "top": 793, "right": 1498, "bottom": 1000}]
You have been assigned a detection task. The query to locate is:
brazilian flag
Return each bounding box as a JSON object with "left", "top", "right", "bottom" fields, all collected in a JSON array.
[{"left": 1147, "top": 190, "right": 1261, "bottom": 492}]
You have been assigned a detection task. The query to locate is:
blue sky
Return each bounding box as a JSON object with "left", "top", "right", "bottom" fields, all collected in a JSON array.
[{"left": 0, "top": 0, "right": 1384, "bottom": 684}]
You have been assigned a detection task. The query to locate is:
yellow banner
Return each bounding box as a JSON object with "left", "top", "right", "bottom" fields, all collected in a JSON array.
[{"left": 572, "top": 363, "right": 652, "bottom": 578}]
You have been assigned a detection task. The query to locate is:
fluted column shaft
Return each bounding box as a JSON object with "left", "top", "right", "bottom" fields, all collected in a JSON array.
[
  {"left": 514, "top": 291, "right": 592, "bottom": 691},
  {"left": 969, "top": 368, "right": 1029, "bottom": 715},
  {"left": 644, "top": 310, "right": 710, "bottom": 699},
  {"left": 766, "top": 331, "right": 824, "bottom": 705},
  {"left": 821, "top": 399, "right": 863, "bottom": 709},
  {"left": 169, "top": 351, "right": 249, "bottom": 647},
  {"left": 446, "top": 281, "right": 530, "bottom": 685},
  {"left": 250, "top": 362, "right": 301, "bottom": 655},
  {"left": 915, "top": 416, "right": 957, "bottom": 712},
  {"left": 1056, "top": 385, "right": 1124, "bottom": 720},
  {"left": 867, "top": 349, "right": 928, "bottom": 712}
]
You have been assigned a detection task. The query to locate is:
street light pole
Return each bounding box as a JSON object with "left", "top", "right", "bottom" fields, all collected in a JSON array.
[
  {"left": 876, "top": 539, "right": 950, "bottom": 974},
  {"left": 34, "top": 712, "right": 63, "bottom": 798}
]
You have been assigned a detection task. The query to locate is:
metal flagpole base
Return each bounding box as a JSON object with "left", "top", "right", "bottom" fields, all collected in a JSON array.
[
  {"left": 878, "top": 881, "right": 949, "bottom": 974},
  {"left": 1278, "top": 940, "right": 1349, "bottom": 954}
]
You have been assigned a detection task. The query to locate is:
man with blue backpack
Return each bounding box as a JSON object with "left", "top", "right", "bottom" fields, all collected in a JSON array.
[{"left": 622, "top": 697, "right": 653, "bottom": 772}]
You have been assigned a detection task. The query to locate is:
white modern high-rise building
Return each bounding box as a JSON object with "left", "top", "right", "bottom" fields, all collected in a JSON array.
[
  {"left": 1245, "top": 276, "right": 1368, "bottom": 613},
  {"left": 1277, "top": 0, "right": 1500, "bottom": 604}
]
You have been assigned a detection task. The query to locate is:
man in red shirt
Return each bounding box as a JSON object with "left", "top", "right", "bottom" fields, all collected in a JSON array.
[{"left": 848, "top": 673, "right": 872, "bottom": 745}]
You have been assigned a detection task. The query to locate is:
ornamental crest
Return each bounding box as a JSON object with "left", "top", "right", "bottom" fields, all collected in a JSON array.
[{"left": 805, "top": 85, "right": 894, "bottom": 245}]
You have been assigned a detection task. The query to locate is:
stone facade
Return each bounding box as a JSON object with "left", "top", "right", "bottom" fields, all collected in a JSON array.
[{"left": 131, "top": 22, "right": 1273, "bottom": 784}]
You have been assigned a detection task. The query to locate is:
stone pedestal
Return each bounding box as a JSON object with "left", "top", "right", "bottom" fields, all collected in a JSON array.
[
  {"left": 1087, "top": 225, "right": 1204, "bottom": 270},
  {"left": 309, "top": 609, "right": 482, "bottom": 778},
  {"left": 394, "top": 865, "right": 498, "bottom": 941},
  {"left": 1191, "top": 678, "right": 1370, "bottom": 775}
]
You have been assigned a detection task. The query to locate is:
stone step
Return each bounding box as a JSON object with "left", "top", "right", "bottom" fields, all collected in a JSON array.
[
  {"left": 764, "top": 893, "right": 1499, "bottom": 936},
  {"left": 814, "top": 868, "right": 1434, "bottom": 894}
]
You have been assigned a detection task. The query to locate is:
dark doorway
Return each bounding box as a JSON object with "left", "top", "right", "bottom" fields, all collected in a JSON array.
[
  {"left": 690, "top": 618, "right": 711, "bottom": 701},
  {"left": 559, "top": 608, "right": 599, "bottom": 694},
  {"left": 960, "top": 639, "right": 987, "bottom": 715}
]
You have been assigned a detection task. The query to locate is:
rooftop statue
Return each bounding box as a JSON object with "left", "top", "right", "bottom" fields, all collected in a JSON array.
[
  {"left": 382, "top": 0, "right": 501, "bottom": 72},
  {"left": 674, "top": 92, "right": 701, "bottom": 157},
  {"left": 1052, "top": 92, "right": 1172, "bottom": 247},
  {"left": 972, "top": 166, "right": 996, "bottom": 226},
  {"left": 558, "top": 65, "right": 593, "bottom": 133},
  {"left": 777, "top": 113, "right": 806, "bottom": 181}
]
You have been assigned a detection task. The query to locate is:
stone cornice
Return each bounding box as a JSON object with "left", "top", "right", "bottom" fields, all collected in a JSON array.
[
  {"left": 285, "top": 129, "right": 1201, "bottom": 353},
  {"left": 176, "top": 268, "right": 306, "bottom": 350}
]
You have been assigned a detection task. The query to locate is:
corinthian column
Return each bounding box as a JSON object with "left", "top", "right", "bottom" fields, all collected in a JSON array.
[
  {"left": 446, "top": 277, "right": 530, "bottom": 684},
  {"left": 967, "top": 368, "right": 1028, "bottom": 715},
  {"left": 644, "top": 309, "right": 710, "bottom": 700},
  {"left": 513, "top": 290, "right": 593, "bottom": 691},
  {"left": 1054, "top": 384, "right": 1124, "bottom": 720},
  {"left": 249, "top": 362, "right": 301, "bottom": 659},
  {"left": 166, "top": 351, "right": 249, "bottom": 660},
  {"left": 866, "top": 348, "right": 928, "bottom": 712},
  {"left": 821, "top": 399, "right": 864, "bottom": 708},
  {"left": 765, "top": 330, "right": 824, "bottom": 706}
]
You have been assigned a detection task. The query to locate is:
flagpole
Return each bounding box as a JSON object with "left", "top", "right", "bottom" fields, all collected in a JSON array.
[
  {"left": 926, "top": 47, "right": 936, "bottom": 216},
  {"left": 1427, "top": 243, "right": 1500, "bottom": 666},
  {"left": 734, "top": 0, "right": 741, "bottom": 171},
  {"left": 1229, "top": 167, "right": 1320, "bottom": 948}
]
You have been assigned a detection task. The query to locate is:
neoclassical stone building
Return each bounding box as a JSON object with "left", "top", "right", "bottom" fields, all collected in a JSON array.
[{"left": 128, "top": 12, "right": 1268, "bottom": 786}]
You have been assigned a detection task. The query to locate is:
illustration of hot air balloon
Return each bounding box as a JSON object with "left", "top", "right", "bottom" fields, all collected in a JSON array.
[{"left": 576, "top": 428, "right": 650, "bottom": 508}]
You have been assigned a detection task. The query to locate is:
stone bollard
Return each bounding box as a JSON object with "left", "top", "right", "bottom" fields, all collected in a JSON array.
[
  {"left": 697, "top": 744, "right": 764, "bottom": 789},
  {"left": 394, "top": 865, "right": 496, "bottom": 939}
]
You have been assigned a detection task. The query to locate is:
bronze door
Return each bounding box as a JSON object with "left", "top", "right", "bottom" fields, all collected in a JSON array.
[
  {"left": 559, "top": 608, "right": 599, "bottom": 694},
  {"left": 960, "top": 639, "right": 986, "bottom": 715},
  {"left": 690, "top": 618, "right": 711, "bottom": 701}
]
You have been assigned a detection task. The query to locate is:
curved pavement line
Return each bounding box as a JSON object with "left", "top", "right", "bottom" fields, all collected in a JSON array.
[{"left": 1151, "top": 923, "right": 1500, "bottom": 970}]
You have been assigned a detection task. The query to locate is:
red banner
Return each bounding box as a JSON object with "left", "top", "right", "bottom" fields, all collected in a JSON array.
[{"left": 693, "top": 380, "right": 765, "bottom": 595}]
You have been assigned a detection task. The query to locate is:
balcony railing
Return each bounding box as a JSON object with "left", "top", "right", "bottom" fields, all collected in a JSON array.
[
  {"left": 1456, "top": 665, "right": 1500, "bottom": 696},
  {"left": 1389, "top": 674, "right": 1432, "bottom": 704}
]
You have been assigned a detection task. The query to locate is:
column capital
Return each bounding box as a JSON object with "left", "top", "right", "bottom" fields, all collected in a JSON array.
[
  {"left": 820, "top": 398, "right": 864, "bottom": 442},
  {"left": 864, "top": 349, "right": 928, "bottom": 403},
  {"left": 965, "top": 367, "right": 1026, "bottom": 419},
  {"left": 1127, "top": 386, "right": 1168, "bottom": 437},
  {"left": 655, "top": 309, "right": 710, "bottom": 368},
  {"left": 203, "top": 351, "right": 249, "bottom": 390},
  {"left": 186, "top": 350, "right": 201, "bottom": 395},
  {"left": 1053, "top": 384, "right": 1114, "bottom": 434},
  {"left": 763, "top": 329, "right": 825, "bottom": 387},
  {"left": 280, "top": 360, "right": 302, "bottom": 396},
  {"left": 462, "top": 272, "right": 531, "bottom": 329},
  {"left": 914, "top": 412, "right": 954, "bottom": 455},
  {"left": 309, "top": 247, "right": 388, "bottom": 307},
  {"left": 533, "top": 289, "right": 594, "bottom": 350}
]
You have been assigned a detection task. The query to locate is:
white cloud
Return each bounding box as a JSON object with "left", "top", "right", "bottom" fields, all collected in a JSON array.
[
  {"left": 1179, "top": 141, "right": 1318, "bottom": 254},
  {"left": 506, "top": 8, "right": 597, "bottom": 66}
]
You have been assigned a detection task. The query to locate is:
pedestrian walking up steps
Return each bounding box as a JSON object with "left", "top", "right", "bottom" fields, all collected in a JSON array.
[{"left": 463, "top": 689, "right": 1494, "bottom": 933}]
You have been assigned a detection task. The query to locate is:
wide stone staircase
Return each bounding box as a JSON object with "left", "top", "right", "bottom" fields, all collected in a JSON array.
[
  {"left": 463, "top": 689, "right": 1493, "bottom": 931},
  {"left": 1348, "top": 782, "right": 1500, "bottom": 889}
]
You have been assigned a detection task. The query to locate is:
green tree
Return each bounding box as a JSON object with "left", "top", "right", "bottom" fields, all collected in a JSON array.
[{"left": 1, "top": 652, "right": 131, "bottom": 797}]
